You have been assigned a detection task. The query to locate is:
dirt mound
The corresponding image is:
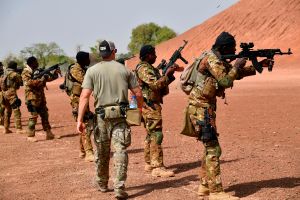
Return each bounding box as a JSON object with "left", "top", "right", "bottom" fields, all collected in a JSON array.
[{"left": 127, "top": 0, "right": 299, "bottom": 69}]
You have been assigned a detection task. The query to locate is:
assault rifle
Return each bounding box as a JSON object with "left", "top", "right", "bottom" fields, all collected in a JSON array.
[
  {"left": 221, "top": 42, "right": 292, "bottom": 73},
  {"left": 157, "top": 40, "right": 189, "bottom": 75},
  {"left": 33, "top": 62, "right": 66, "bottom": 80},
  {"left": 117, "top": 55, "right": 135, "bottom": 65},
  {"left": 197, "top": 108, "right": 217, "bottom": 142}
]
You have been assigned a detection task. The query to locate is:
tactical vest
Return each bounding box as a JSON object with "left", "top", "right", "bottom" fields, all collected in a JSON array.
[
  {"left": 189, "top": 51, "right": 227, "bottom": 102},
  {"left": 1, "top": 70, "right": 20, "bottom": 91}
]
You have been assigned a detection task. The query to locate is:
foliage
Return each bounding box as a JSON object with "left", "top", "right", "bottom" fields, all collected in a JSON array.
[
  {"left": 128, "top": 22, "right": 177, "bottom": 54},
  {"left": 90, "top": 40, "right": 103, "bottom": 64},
  {"left": 20, "top": 42, "right": 66, "bottom": 68},
  {"left": 2, "top": 53, "right": 25, "bottom": 67}
]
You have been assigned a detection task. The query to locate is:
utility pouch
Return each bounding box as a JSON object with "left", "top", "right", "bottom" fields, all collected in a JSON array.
[
  {"left": 83, "top": 111, "right": 94, "bottom": 121},
  {"left": 179, "top": 106, "right": 197, "bottom": 137},
  {"left": 72, "top": 84, "right": 82, "bottom": 96},
  {"left": 96, "top": 105, "right": 124, "bottom": 120},
  {"left": 201, "top": 77, "right": 217, "bottom": 99},
  {"left": 126, "top": 108, "right": 141, "bottom": 126}
]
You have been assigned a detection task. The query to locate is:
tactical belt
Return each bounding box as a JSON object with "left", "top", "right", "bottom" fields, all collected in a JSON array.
[{"left": 95, "top": 103, "right": 128, "bottom": 120}]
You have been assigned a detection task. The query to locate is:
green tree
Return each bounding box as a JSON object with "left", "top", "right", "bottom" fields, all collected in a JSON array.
[
  {"left": 90, "top": 39, "right": 103, "bottom": 63},
  {"left": 2, "top": 53, "right": 25, "bottom": 67},
  {"left": 20, "top": 42, "right": 65, "bottom": 68},
  {"left": 128, "top": 22, "right": 176, "bottom": 54}
]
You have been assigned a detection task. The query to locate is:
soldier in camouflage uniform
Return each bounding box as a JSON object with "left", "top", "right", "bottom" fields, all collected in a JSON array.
[
  {"left": 183, "top": 32, "right": 273, "bottom": 200},
  {"left": 136, "top": 45, "right": 181, "bottom": 178},
  {"left": 21, "top": 56, "right": 60, "bottom": 142},
  {"left": 77, "top": 40, "right": 142, "bottom": 200},
  {"left": 68, "top": 51, "right": 94, "bottom": 162},
  {"left": 1, "top": 61, "right": 26, "bottom": 134},
  {"left": 0, "top": 62, "right": 5, "bottom": 129}
]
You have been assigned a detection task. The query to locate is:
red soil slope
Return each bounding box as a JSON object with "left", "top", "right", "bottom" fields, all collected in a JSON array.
[{"left": 128, "top": 0, "right": 300, "bottom": 68}]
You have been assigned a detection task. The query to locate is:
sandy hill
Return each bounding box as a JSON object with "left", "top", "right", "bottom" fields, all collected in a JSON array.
[{"left": 127, "top": 0, "right": 299, "bottom": 69}]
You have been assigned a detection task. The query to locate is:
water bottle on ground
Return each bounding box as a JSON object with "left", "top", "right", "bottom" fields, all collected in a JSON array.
[{"left": 129, "top": 95, "right": 137, "bottom": 109}]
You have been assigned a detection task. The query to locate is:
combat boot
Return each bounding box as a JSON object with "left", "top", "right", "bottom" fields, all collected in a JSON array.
[
  {"left": 4, "top": 128, "right": 13, "bottom": 134},
  {"left": 84, "top": 150, "right": 94, "bottom": 162},
  {"left": 79, "top": 151, "right": 85, "bottom": 158},
  {"left": 151, "top": 167, "right": 175, "bottom": 178},
  {"left": 27, "top": 136, "right": 38, "bottom": 142},
  {"left": 144, "top": 163, "right": 153, "bottom": 172},
  {"left": 45, "top": 130, "right": 55, "bottom": 140},
  {"left": 198, "top": 184, "right": 210, "bottom": 197},
  {"left": 97, "top": 182, "right": 108, "bottom": 193},
  {"left": 16, "top": 129, "right": 26, "bottom": 134},
  {"left": 114, "top": 189, "right": 128, "bottom": 199},
  {"left": 209, "top": 192, "right": 239, "bottom": 200}
]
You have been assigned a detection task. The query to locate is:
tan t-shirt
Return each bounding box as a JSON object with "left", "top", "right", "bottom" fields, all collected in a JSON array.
[{"left": 82, "top": 60, "right": 138, "bottom": 108}]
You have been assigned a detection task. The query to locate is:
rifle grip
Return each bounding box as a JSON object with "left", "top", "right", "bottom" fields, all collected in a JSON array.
[
  {"left": 251, "top": 57, "right": 263, "bottom": 73},
  {"left": 180, "top": 56, "right": 189, "bottom": 64},
  {"left": 268, "top": 59, "right": 274, "bottom": 72}
]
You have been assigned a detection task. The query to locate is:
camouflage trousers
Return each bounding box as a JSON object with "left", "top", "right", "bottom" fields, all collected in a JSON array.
[
  {"left": 94, "top": 115, "right": 131, "bottom": 190},
  {"left": 26, "top": 101, "right": 51, "bottom": 136},
  {"left": 142, "top": 103, "right": 164, "bottom": 168},
  {"left": 79, "top": 125, "right": 93, "bottom": 153},
  {"left": 0, "top": 103, "right": 4, "bottom": 126},
  {"left": 3, "top": 94, "right": 22, "bottom": 130},
  {"left": 70, "top": 95, "right": 94, "bottom": 153},
  {"left": 188, "top": 104, "right": 223, "bottom": 193}
]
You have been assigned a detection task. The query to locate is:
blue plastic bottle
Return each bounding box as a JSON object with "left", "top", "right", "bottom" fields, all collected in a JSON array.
[{"left": 129, "top": 95, "right": 137, "bottom": 108}]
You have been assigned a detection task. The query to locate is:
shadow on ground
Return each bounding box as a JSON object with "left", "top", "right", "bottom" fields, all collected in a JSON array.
[
  {"left": 226, "top": 177, "right": 300, "bottom": 197},
  {"left": 128, "top": 175, "right": 198, "bottom": 198},
  {"left": 168, "top": 158, "right": 242, "bottom": 174}
]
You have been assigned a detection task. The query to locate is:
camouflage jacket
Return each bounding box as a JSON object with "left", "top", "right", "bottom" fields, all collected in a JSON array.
[
  {"left": 21, "top": 64, "right": 47, "bottom": 102},
  {"left": 136, "top": 61, "right": 172, "bottom": 104},
  {"left": 4, "top": 68, "right": 23, "bottom": 90},
  {"left": 69, "top": 63, "right": 85, "bottom": 96},
  {"left": 70, "top": 63, "right": 85, "bottom": 84},
  {"left": 0, "top": 73, "right": 5, "bottom": 92},
  {"left": 189, "top": 50, "right": 256, "bottom": 107},
  {"left": 2, "top": 68, "right": 23, "bottom": 100}
]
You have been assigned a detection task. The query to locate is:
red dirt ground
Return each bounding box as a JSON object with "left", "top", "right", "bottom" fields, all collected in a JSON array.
[
  {"left": 0, "top": 67, "right": 299, "bottom": 200},
  {"left": 1, "top": 0, "right": 299, "bottom": 199}
]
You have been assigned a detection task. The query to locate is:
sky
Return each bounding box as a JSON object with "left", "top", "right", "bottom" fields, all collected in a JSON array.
[{"left": 0, "top": 0, "right": 238, "bottom": 60}]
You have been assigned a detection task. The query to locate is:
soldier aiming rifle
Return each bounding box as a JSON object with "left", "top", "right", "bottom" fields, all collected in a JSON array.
[{"left": 221, "top": 42, "right": 292, "bottom": 73}]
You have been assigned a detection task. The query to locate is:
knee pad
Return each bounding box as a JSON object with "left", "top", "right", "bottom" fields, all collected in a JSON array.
[
  {"left": 11, "top": 98, "right": 21, "bottom": 109},
  {"left": 26, "top": 101, "right": 37, "bottom": 112}
]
